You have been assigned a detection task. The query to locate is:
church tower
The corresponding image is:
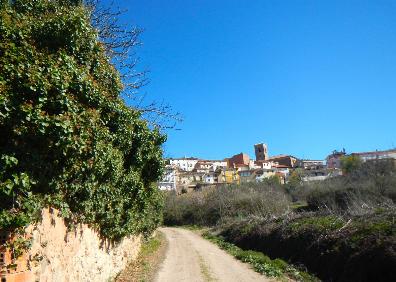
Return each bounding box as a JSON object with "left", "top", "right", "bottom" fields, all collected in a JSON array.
[{"left": 254, "top": 143, "right": 268, "bottom": 161}]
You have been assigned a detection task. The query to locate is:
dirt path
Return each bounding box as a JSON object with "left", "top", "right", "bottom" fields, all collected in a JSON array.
[{"left": 154, "top": 227, "right": 271, "bottom": 282}]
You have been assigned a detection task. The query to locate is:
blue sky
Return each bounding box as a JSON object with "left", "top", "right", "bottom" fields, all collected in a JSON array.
[{"left": 104, "top": 0, "right": 396, "bottom": 160}]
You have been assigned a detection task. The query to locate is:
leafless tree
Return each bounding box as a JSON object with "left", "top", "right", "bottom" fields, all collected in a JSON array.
[{"left": 86, "top": 0, "right": 182, "bottom": 130}]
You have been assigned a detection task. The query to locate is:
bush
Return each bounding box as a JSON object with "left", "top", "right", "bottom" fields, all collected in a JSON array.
[
  {"left": 0, "top": 0, "right": 165, "bottom": 240},
  {"left": 163, "top": 182, "right": 291, "bottom": 226},
  {"left": 306, "top": 160, "right": 396, "bottom": 214},
  {"left": 219, "top": 210, "right": 396, "bottom": 282}
]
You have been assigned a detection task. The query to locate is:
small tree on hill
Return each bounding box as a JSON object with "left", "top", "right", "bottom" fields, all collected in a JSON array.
[{"left": 341, "top": 155, "right": 362, "bottom": 175}]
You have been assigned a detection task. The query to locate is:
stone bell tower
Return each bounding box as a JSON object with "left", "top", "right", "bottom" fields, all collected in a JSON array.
[{"left": 254, "top": 143, "right": 268, "bottom": 161}]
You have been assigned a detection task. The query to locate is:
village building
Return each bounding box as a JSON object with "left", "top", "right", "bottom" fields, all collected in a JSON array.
[
  {"left": 239, "top": 169, "right": 260, "bottom": 183},
  {"left": 204, "top": 171, "right": 217, "bottom": 184},
  {"left": 194, "top": 160, "right": 214, "bottom": 173},
  {"left": 178, "top": 171, "right": 203, "bottom": 185},
  {"left": 160, "top": 158, "right": 230, "bottom": 192},
  {"left": 226, "top": 153, "right": 250, "bottom": 168},
  {"left": 351, "top": 149, "right": 396, "bottom": 162},
  {"left": 254, "top": 143, "right": 269, "bottom": 161},
  {"left": 255, "top": 160, "right": 278, "bottom": 169},
  {"left": 211, "top": 160, "right": 228, "bottom": 170},
  {"left": 273, "top": 164, "right": 290, "bottom": 178},
  {"left": 255, "top": 168, "right": 277, "bottom": 182},
  {"left": 169, "top": 157, "right": 199, "bottom": 171},
  {"left": 176, "top": 171, "right": 205, "bottom": 193},
  {"left": 158, "top": 165, "right": 178, "bottom": 191},
  {"left": 233, "top": 164, "right": 246, "bottom": 174},
  {"left": 224, "top": 168, "right": 240, "bottom": 184},
  {"left": 213, "top": 168, "right": 226, "bottom": 184},
  {"left": 297, "top": 159, "right": 325, "bottom": 170},
  {"left": 294, "top": 160, "right": 328, "bottom": 182},
  {"left": 326, "top": 149, "right": 347, "bottom": 169},
  {"left": 248, "top": 159, "right": 261, "bottom": 169},
  {"left": 267, "top": 155, "right": 298, "bottom": 168}
]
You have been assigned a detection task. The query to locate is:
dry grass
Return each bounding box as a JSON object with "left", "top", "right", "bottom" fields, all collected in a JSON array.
[
  {"left": 305, "top": 159, "right": 396, "bottom": 215},
  {"left": 164, "top": 182, "right": 291, "bottom": 226},
  {"left": 115, "top": 231, "right": 167, "bottom": 282}
]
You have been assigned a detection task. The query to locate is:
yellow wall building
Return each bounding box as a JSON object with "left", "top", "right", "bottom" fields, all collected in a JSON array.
[{"left": 224, "top": 169, "right": 240, "bottom": 184}]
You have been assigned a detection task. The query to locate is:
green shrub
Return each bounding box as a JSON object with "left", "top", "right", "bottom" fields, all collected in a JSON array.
[
  {"left": 0, "top": 0, "right": 165, "bottom": 240},
  {"left": 289, "top": 215, "right": 345, "bottom": 233}
]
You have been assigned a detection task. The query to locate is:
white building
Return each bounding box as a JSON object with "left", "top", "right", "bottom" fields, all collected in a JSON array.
[
  {"left": 249, "top": 159, "right": 261, "bottom": 169},
  {"left": 195, "top": 160, "right": 214, "bottom": 173},
  {"left": 211, "top": 160, "right": 227, "bottom": 171},
  {"left": 255, "top": 160, "right": 278, "bottom": 169},
  {"left": 169, "top": 157, "right": 199, "bottom": 172},
  {"left": 204, "top": 172, "right": 216, "bottom": 184},
  {"left": 158, "top": 165, "right": 178, "bottom": 191}
]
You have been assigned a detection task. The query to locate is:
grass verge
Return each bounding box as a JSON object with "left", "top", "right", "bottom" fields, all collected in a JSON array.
[
  {"left": 115, "top": 231, "right": 167, "bottom": 282},
  {"left": 202, "top": 231, "right": 319, "bottom": 282}
]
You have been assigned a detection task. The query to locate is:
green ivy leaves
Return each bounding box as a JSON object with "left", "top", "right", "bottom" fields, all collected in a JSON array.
[{"left": 0, "top": 0, "right": 165, "bottom": 240}]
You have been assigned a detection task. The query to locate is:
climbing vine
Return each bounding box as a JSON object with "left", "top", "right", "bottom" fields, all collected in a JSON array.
[{"left": 0, "top": 0, "right": 165, "bottom": 241}]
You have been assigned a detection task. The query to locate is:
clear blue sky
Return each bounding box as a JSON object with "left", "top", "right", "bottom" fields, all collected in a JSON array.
[{"left": 104, "top": 0, "right": 396, "bottom": 160}]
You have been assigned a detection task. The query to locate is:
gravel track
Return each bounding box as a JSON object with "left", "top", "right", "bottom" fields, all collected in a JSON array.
[{"left": 154, "top": 227, "right": 270, "bottom": 282}]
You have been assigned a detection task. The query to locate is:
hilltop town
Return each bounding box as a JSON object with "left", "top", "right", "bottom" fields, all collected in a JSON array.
[{"left": 159, "top": 143, "right": 396, "bottom": 193}]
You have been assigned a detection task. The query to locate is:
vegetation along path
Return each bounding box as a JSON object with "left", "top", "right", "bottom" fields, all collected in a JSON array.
[{"left": 155, "top": 227, "right": 270, "bottom": 282}]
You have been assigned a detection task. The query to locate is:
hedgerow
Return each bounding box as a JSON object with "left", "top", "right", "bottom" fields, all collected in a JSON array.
[{"left": 0, "top": 0, "right": 165, "bottom": 240}]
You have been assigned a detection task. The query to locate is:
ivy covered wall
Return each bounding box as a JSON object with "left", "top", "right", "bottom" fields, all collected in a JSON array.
[{"left": 0, "top": 0, "right": 165, "bottom": 240}]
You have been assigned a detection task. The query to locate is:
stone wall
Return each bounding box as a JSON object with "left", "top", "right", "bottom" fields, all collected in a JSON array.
[{"left": 1, "top": 208, "right": 141, "bottom": 282}]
